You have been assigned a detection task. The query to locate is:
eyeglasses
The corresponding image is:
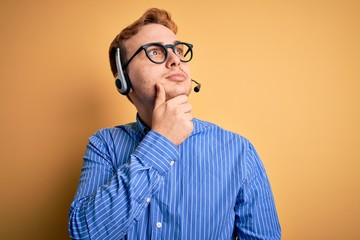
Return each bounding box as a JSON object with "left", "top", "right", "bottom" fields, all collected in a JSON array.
[{"left": 123, "top": 41, "right": 193, "bottom": 69}]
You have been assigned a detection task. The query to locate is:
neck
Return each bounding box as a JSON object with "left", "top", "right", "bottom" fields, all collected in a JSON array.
[
  {"left": 136, "top": 108, "right": 153, "bottom": 129},
  {"left": 129, "top": 93, "right": 155, "bottom": 129}
]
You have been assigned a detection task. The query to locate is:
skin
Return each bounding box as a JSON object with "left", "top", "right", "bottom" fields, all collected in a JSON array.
[{"left": 124, "top": 23, "right": 193, "bottom": 145}]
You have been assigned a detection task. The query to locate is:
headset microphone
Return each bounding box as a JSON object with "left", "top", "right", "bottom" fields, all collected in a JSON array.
[
  {"left": 191, "top": 79, "right": 201, "bottom": 93},
  {"left": 115, "top": 48, "right": 131, "bottom": 95}
]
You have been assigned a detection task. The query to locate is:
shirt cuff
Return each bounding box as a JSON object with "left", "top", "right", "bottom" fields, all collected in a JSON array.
[{"left": 133, "top": 130, "right": 179, "bottom": 176}]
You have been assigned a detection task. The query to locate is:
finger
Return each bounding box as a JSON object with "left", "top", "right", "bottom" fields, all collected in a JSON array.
[
  {"left": 154, "top": 83, "right": 166, "bottom": 109},
  {"left": 181, "top": 102, "right": 192, "bottom": 113},
  {"left": 166, "top": 94, "right": 188, "bottom": 105}
]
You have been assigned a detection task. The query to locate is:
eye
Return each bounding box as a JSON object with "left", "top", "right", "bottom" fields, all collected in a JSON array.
[
  {"left": 147, "top": 46, "right": 164, "bottom": 56},
  {"left": 174, "top": 46, "right": 184, "bottom": 56}
]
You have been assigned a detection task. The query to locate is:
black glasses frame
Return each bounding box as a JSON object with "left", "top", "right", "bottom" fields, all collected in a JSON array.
[{"left": 123, "top": 41, "right": 193, "bottom": 69}]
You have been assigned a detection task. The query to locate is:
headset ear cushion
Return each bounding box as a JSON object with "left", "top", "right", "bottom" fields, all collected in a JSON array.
[{"left": 115, "top": 73, "right": 131, "bottom": 95}]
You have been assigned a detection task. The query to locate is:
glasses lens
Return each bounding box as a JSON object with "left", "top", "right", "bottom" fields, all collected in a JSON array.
[
  {"left": 174, "top": 43, "right": 192, "bottom": 62},
  {"left": 146, "top": 44, "right": 167, "bottom": 63}
]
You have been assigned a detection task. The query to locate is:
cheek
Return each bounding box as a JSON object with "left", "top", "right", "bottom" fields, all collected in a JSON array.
[
  {"left": 128, "top": 68, "right": 157, "bottom": 96},
  {"left": 182, "top": 64, "right": 191, "bottom": 79}
]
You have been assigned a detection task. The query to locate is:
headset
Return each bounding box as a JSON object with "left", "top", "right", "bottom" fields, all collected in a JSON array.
[
  {"left": 115, "top": 48, "right": 131, "bottom": 95},
  {"left": 114, "top": 47, "right": 201, "bottom": 95}
]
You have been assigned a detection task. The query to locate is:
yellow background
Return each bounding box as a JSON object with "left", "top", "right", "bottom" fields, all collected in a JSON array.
[{"left": 1, "top": 0, "right": 359, "bottom": 239}]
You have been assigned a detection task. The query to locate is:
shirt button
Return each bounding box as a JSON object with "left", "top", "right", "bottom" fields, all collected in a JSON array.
[
  {"left": 145, "top": 197, "right": 151, "bottom": 203},
  {"left": 156, "top": 222, "right": 162, "bottom": 228},
  {"left": 170, "top": 160, "right": 175, "bottom": 166}
]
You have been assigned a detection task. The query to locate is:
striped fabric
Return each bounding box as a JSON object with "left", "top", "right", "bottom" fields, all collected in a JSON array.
[{"left": 68, "top": 116, "right": 281, "bottom": 239}]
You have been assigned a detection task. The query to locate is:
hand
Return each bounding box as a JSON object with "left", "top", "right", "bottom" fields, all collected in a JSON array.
[{"left": 151, "top": 83, "right": 193, "bottom": 146}]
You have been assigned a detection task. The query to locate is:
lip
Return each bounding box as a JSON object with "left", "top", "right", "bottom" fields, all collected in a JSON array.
[{"left": 165, "top": 71, "right": 187, "bottom": 81}]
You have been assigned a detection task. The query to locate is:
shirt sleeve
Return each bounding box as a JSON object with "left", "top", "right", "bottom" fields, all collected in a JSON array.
[
  {"left": 235, "top": 142, "right": 282, "bottom": 240},
  {"left": 68, "top": 129, "right": 179, "bottom": 240}
]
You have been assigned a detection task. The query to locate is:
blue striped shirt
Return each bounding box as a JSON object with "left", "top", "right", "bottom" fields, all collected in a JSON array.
[{"left": 69, "top": 116, "right": 281, "bottom": 239}]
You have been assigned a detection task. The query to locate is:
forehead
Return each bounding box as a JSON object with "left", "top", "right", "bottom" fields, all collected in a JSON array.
[{"left": 125, "top": 24, "right": 178, "bottom": 51}]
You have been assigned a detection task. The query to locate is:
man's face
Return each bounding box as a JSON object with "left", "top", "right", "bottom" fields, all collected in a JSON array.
[{"left": 125, "top": 23, "right": 192, "bottom": 110}]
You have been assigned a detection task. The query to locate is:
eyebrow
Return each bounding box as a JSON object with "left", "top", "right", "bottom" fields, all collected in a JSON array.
[{"left": 153, "top": 40, "right": 181, "bottom": 45}]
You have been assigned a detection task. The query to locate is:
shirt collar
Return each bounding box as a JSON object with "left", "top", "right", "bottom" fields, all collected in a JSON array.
[{"left": 135, "top": 114, "right": 150, "bottom": 135}]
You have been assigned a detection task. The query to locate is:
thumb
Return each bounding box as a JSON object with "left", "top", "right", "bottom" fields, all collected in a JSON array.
[{"left": 154, "top": 83, "right": 166, "bottom": 109}]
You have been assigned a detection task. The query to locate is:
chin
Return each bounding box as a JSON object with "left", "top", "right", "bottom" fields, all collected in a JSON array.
[
  {"left": 166, "top": 88, "right": 191, "bottom": 100},
  {"left": 165, "top": 82, "right": 191, "bottom": 98}
]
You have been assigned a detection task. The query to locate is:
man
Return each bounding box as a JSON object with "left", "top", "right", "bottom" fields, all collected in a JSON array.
[{"left": 68, "top": 8, "right": 281, "bottom": 239}]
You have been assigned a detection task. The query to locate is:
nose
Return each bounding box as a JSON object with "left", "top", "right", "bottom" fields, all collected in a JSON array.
[{"left": 165, "top": 48, "right": 181, "bottom": 68}]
